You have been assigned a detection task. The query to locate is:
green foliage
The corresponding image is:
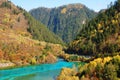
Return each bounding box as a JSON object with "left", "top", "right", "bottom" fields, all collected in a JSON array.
[
  {"left": 103, "top": 62, "right": 118, "bottom": 80},
  {"left": 78, "top": 55, "right": 120, "bottom": 80},
  {"left": 29, "top": 4, "right": 97, "bottom": 43},
  {"left": 44, "top": 44, "right": 51, "bottom": 51},
  {"left": 17, "top": 17, "right": 20, "bottom": 22},
  {"left": 102, "top": 55, "right": 120, "bottom": 80},
  {"left": 68, "top": 0, "right": 120, "bottom": 55},
  {"left": 95, "top": 63, "right": 103, "bottom": 79},
  {"left": 0, "top": 1, "right": 11, "bottom": 9},
  {"left": 17, "top": 6, "right": 24, "bottom": 11},
  {"left": 68, "top": 55, "right": 78, "bottom": 61},
  {"left": 23, "top": 11, "right": 63, "bottom": 44},
  {"left": 103, "top": 43, "right": 119, "bottom": 53},
  {"left": 12, "top": 9, "right": 19, "bottom": 15}
]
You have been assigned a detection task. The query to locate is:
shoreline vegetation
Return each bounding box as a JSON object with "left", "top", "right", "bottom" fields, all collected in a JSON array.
[
  {"left": 0, "top": 49, "right": 92, "bottom": 70},
  {"left": 0, "top": 62, "right": 15, "bottom": 69},
  {"left": 0, "top": 53, "right": 88, "bottom": 70},
  {"left": 57, "top": 54, "right": 120, "bottom": 80}
]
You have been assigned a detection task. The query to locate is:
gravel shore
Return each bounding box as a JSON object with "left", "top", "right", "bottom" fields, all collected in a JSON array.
[{"left": 0, "top": 62, "right": 15, "bottom": 68}]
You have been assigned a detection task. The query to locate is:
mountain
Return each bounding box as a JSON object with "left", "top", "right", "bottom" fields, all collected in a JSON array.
[
  {"left": 58, "top": 1, "right": 120, "bottom": 80},
  {"left": 29, "top": 4, "right": 97, "bottom": 43},
  {"left": 68, "top": 0, "right": 120, "bottom": 55},
  {"left": 0, "top": 0, "right": 64, "bottom": 67},
  {"left": 0, "top": 0, "right": 63, "bottom": 44}
]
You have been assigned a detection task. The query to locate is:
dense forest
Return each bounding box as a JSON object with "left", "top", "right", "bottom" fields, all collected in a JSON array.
[
  {"left": 29, "top": 4, "right": 97, "bottom": 43},
  {"left": 58, "top": 55, "right": 120, "bottom": 80},
  {"left": 58, "top": 0, "right": 120, "bottom": 80},
  {"left": 23, "top": 11, "right": 63, "bottom": 44},
  {"left": 68, "top": 0, "right": 120, "bottom": 55}
]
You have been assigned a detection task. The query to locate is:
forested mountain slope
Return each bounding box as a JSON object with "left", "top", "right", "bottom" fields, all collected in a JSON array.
[
  {"left": 0, "top": 0, "right": 63, "bottom": 44},
  {"left": 29, "top": 4, "right": 97, "bottom": 43},
  {"left": 58, "top": 1, "right": 120, "bottom": 80},
  {"left": 68, "top": 0, "right": 120, "bottom": 55},
  {"left": 0, "top": 0, "right": 63, "bottom": 67}
]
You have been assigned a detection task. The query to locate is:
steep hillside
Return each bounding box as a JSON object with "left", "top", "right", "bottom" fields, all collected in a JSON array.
[
  {"left": 58, "top": 1, "right": 120, "bottom": 80},
  {"left": 29, "top": 4, "right": 97, "bottom": 43},
  {"left": 0, "top": 0, "right": 63, "bottom": 44},
  {"left": 0, "top": 0, "right": 64, "bottom": 68},
  {"left": 23, "top": 11, "right": 63, "bottom": 44},
  {"left": 68, "top": 0, "right": 120, "bottom": 55}
]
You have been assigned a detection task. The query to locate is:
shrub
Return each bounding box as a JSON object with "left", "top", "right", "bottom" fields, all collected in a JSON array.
[
  {"left": 30, "top": 58, "right": 37, "bottom": 64},
  {"left": 0, "top": 2, "right": 11, "bottom": 9}
]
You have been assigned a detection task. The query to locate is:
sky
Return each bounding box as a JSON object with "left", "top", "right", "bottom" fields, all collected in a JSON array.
[{"left": 10, "top": 0, "right": 116, "bottom": 12}]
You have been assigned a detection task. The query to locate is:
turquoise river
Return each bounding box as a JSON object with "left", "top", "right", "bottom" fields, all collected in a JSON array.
[{"left": 0, "top": 59, "right": 84, "bottom": 80}]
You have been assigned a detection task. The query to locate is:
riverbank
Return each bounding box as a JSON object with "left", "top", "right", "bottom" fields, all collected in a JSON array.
[
  {"left": 57, "top": 55, "right": 120, "bottom": 80},
  {"left": 0, "top": 58, "right": 83, "bottom": 80},
  {"left": 59, "top": 53, "right": 93, "bottom": 63},
  {"left": 0, "top": 51, "right": 90, "bottom": 70},
  {"left": 0, "top": 62, "right": 15, "bottom": 69}
]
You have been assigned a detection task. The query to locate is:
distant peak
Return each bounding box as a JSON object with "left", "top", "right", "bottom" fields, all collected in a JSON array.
[
  {"left": 64, "top": 3, "right": 84, "bottom": 9},
  {"left": 67, "top": 3, "right": 84, "bottom": 7},
  {"left": 60, "top": 3, "right": 85, "bottom": 14}
]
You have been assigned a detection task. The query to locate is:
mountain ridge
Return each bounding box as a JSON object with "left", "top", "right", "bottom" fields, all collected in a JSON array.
[
  {"left": 29, "top": 3, "right": 97, "bottom": 43},
  {"left": 68, "top": 0, "right": 120, "bottom": 55}
]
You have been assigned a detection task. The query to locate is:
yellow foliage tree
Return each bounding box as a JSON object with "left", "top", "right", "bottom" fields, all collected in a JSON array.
[
  {"left": 31, "top": 58, "right": 36, "bottom": 64},
  {"left": 97, "top": 23, "right": 102, "bottom": 30},
  {"left": 61, "top": 8, "right": 67, "bottom": 14}
]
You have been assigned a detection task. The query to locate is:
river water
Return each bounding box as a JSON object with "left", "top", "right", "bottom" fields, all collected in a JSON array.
[{"left": 0, "top": 58, "right": 84, "bottom": 80}]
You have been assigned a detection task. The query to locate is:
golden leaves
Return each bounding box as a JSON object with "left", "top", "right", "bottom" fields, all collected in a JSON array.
[
  {"left": 61, "top": 8, "right": 67, "bottom": 14},
  {"left": 57, "top": 68, "right": 79, "bottom": 80}
]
